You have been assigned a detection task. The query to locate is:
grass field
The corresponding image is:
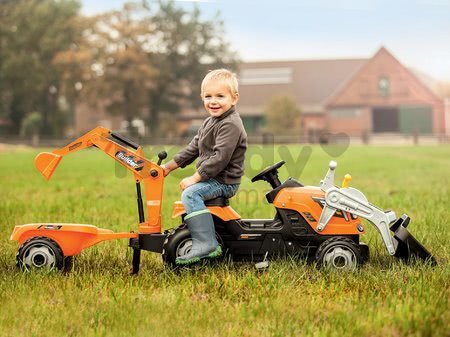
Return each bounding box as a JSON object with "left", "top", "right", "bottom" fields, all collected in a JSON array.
[{"left": 0, "top": 144, "right": 449, "bottom": 337}]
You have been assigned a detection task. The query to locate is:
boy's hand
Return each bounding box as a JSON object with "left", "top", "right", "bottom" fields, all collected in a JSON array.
[
  {"left": 180, "top": 172, "right": 202, "bottom": 190},
  {"left": 161, "top": 164, "right": 171, "bottom": 177},
  {"left": 161, "top": 160, "right": 179, "bottom": 177}
]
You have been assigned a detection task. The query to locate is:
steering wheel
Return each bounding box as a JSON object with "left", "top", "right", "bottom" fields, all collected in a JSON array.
[{"left": 251, "top": 160, "right": 285, "bottom": 187}]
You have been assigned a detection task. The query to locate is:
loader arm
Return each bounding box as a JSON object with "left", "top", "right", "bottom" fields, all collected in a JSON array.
[
  {"left": 35, "top": 126, "right": 164, "bottom": 233},
  {"left": 318, "top": 161, "right": 436, "bottom": 263}
]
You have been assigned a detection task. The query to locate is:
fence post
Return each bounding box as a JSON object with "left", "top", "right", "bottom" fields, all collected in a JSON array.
[{"left": 412, "top": 129, "right": 419, "bottom": 145}]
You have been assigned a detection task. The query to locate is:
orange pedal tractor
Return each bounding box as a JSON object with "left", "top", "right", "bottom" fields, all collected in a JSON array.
[{"left": 10, "top": 127, "right": 435, "bottom": 273}]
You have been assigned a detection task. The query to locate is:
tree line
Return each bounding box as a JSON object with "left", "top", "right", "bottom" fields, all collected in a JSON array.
[{"left": 0, "top": 0, "right": 239, "bottom": 137}]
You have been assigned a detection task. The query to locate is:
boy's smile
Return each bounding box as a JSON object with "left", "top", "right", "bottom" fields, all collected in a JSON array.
[{"left": 202, "top": 81, "right": 239, "bottom": 117}]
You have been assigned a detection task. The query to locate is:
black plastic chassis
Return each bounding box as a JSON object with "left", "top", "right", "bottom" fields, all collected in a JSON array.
[
  {"left": 130, "top": 209, "right": 435, "bottom": 268},
  {"left": 130, "top": 207, "right": 362, "bottom": 262}
]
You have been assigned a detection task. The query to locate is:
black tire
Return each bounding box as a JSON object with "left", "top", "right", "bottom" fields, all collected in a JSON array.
[
  {"left": 63, "top": 255, "right": 74, "bottom": 272},
  {"left": 316, "top": 237, "right": 361, "bottom": 271},
  {"left": 162, "top": 227, "right": 192, "bottom": 267},
  {"left": 359, "top": 242, "right": 370, "bottom": 265},
  {"left": 16, "top": 236, "right": 65, "bottom": 271},
  {"left": 162, "top": 226, "right": 224, "bottom": 267}
]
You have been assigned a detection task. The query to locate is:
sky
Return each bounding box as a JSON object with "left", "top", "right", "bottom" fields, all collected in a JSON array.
[{"left": 81, "top": 0, "right": 450, "bottom": 81}]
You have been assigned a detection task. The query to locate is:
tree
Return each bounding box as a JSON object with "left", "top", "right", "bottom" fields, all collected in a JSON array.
[
  {"left": 56, "top": 1, "right": 239, "bottom": 136},
  {"left": 264, "top": 95, "right": 302, "bottom": 135},
  {"left": 1, "top": 0, "right": 239, "bottom": 137},
  {"left": 55, "top": 3, "right": 158, "bottom": 135},
  {"left": 0, "top": 0, "right": 81, "bottom": 136},
  {"left": 20, "top": 111, "right": 43, "bottom": 146},
  {"left": 144, "top": 0, "right": 239, "bottom": 135}
]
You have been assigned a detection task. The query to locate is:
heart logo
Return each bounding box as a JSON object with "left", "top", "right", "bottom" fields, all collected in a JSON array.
[{"left": 319, "top": 132, "right": 350, "bottom": 158}]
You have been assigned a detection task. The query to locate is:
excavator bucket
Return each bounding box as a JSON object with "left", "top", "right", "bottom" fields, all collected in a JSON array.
[
  {"left": 35, "top": 152, "right": 62, "bottom": 181},
  {"left": 390, "top": 214, "right": 437, "bottom": 265}
]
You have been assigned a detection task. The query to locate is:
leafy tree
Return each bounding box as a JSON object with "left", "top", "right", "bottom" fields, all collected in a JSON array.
[
  {"left": 20, "top": 111, "right": 43, "bottom": 146},
  {"left": 2, "top": 0, "right": 239, "bottom": 137},
  {"left": 145, "top": 1, "right": 239, "bottom": 135},
  {"left": 57, "top": 1, "right": 238, "bottom": 136},
  {"left": 0, "top": 0, "right": 81, "bottom": 136},
  {"left": 264, "top": 95, "right": 302, "bottom": 135},
  {"left": 55, "top": 3, "right": 157, "bottom": 135}
]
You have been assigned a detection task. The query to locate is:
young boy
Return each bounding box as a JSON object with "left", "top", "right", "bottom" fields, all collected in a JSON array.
[{"left": 161, "top": 69, "right": 247, "bottom": 265}]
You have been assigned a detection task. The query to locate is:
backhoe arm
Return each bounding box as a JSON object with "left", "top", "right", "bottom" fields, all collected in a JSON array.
[
  {"left": 35, "top": 126, "right": 156, "bottom": 181},
  {"left": 35, "top": 126, "right": 108, "bottom": 180},
  {"left": 34, "top": 126, "right": 165, "bottom": 233}
]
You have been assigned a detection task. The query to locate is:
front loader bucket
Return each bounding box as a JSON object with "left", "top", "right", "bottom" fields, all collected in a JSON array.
[
  {"left": 35, "top": 152, "right": 62, "bottom": 180},
  {"left": 390, "top": 214, "right": 437, "bottom": 265}
]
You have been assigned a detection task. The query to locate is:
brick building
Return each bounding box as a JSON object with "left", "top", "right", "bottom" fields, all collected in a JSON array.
[
  {"left": 238, "top": 47, "right": 445, "bottom": 140},
  {"left": 74, "top": 47, "right": 446, "bottom": 140}
]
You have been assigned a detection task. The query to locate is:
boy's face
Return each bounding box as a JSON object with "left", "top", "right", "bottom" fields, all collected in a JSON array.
[{"left": 202, "top": 81, "right": 239, "bottom": 118}]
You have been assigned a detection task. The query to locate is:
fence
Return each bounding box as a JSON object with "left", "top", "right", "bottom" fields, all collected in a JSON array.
[{"left": 1, "top": 133, "right": 449, "bottom": 148}]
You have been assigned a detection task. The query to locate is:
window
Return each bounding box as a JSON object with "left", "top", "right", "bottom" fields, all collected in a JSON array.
[
  {"left": 330, "top": 108, "right": 362, "bottom": 119},
  {"left": 240, "top": 68, "right": 292, "bottom": 85},
  {"left": 378, "top": 76, "right": 390, "bottom": 97}
]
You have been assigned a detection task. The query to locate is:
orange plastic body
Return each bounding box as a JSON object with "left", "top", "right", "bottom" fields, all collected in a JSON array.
[
  {"left": 11, "top": 126, "right": 165, "bottom": 258},
  {"left": 172, "top": 201, "right": 241, "bottom": 221},
  {"left": 10, "top": 223, "right": 137, "bottom": 256},
  {"left": 33, "top": 126, "right": 164, "bottom": 234},
  {"left": 273, "top": 186, "right": 364, "bottom": 235},
  {"left": 12, "top": 126, "right": 364, "bottom": 261},
  {"left": 172, "top": 186, "right": 364, "bottom": 236}
]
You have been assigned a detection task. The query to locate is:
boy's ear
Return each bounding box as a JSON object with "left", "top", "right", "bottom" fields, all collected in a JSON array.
[{"left": 232, "top": 92, "right": 240, "bottom": 104}]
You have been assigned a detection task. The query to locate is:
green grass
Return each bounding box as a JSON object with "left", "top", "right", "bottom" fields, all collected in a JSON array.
[{"left": 0, "top": 144, "right": 449, "bottom": 337}]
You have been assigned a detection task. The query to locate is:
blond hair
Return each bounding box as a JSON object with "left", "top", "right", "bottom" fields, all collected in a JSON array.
[{"left": 201, "top": 68, "right": 239, "bottom": 96}]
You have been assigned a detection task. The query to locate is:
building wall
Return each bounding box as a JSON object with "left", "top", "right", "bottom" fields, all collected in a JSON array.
[
  {"left": 302, "top": 114, "right": 326, "bottom": 141},
  {"left": 327, "top": 47, "right": 445, "bottom": 135},
  {"left": 326, "top": 107, "right": 371, "bottom": 137},
  {"left": 72, "top": 48, "right": 445, "bottom": 138}
]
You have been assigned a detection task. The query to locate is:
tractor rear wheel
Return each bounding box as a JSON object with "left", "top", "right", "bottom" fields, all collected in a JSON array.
[
  {"left": 162, "top": 227, "right": 192, "bottom": 267},
  {"left": 162, "top": 226, "right": 224, "bottom": 267},
  {"left": 16, "top": 236, "right": 65, "bottom": 271},
  {"left": 316, "top": 237, "right": 361, "bottom": 271}
]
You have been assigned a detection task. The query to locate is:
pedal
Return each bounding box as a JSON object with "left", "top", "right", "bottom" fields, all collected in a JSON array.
[{"left": 255, "top": 252, "right": 269, "bottom": 270}]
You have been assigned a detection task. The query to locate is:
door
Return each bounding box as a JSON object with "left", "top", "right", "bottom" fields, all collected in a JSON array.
[
  {"left": 372, "top": 107, "right": 399, "bottom": 133},
  {"left": 399, "top": 106, "right": 433, "bottom": 134}
]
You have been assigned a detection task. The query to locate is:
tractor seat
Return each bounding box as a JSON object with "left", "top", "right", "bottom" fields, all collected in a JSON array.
[{"left": 205, "top": 196, "right": 230, "bottom": 207}]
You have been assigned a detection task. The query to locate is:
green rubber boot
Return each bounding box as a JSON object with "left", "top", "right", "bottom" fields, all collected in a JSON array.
[{"left": 176, "top": 210, "right": 222, "bottom": 265}]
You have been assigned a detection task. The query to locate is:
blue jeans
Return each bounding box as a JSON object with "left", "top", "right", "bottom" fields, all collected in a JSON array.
[{"left": 181, "top": 179, "right": 240, "bottom": 214}]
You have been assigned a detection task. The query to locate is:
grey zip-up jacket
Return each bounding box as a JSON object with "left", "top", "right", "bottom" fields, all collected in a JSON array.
[{"left": 173, "top": 106, "right": 247, "bottom": 184}]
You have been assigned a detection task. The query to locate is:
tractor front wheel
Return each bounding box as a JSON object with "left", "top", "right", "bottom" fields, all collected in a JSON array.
[
  {"left": 16, "top": 236, "right": 65, "bottom": 271},
  {"left": 316, "top": 237, "right": 361, "bottom": 271}
]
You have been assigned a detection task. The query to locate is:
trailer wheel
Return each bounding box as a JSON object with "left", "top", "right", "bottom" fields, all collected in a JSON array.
[
  {"left": 316, "top": 237, "right": 361, "bottom": 271},
  {"left": 16, "top": 236, "right": 64, "bottom": 271}
]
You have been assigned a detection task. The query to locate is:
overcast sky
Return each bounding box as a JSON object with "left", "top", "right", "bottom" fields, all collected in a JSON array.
[{"left": 81, "top": 0, "right": 450, "bottom": 81}]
